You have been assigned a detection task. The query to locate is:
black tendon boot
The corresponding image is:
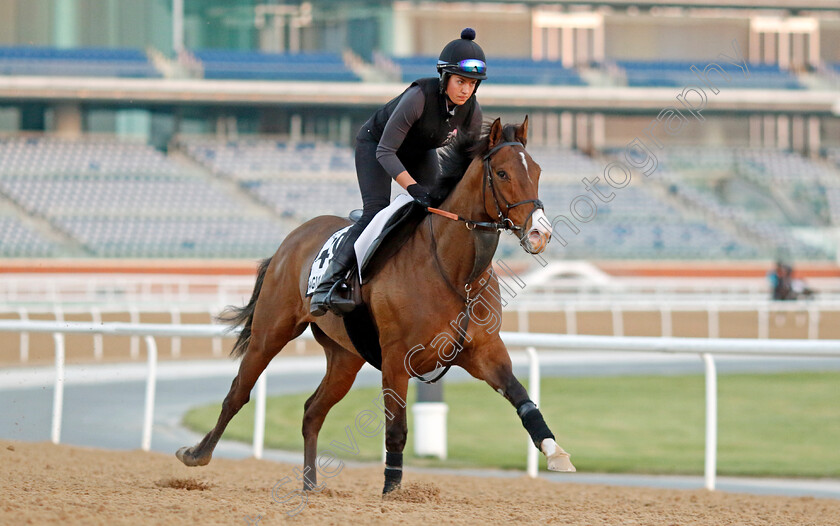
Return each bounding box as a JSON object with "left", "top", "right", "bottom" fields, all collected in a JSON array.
[{"left": 309, "top": 235, "right": 358, "bottom": 316}]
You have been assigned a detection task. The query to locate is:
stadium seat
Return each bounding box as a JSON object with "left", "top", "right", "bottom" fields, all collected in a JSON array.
[{"left": 0, "top": 46, "right": 161, "bottom": 78}]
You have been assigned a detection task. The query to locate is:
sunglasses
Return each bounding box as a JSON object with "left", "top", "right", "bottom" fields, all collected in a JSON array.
[{"left": 438, "top": 58, "right": 486, "bottom": 74}]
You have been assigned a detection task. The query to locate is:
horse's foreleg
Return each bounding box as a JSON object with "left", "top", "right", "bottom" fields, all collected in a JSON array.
[
  {"left": 380, "top": 364, "right": 410, "bottom": 494},
  {"left": 176, "top": 334, "right": 285, "bottom": 467},
  {"left": 460, "top": 342, "right": 575, "bottom": 472}
]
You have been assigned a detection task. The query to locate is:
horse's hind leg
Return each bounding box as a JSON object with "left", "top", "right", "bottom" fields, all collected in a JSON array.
[
  {"left": 459, "top": 340, "right": 575, "bottom": 472},
  {"left": 176, "top": 321, "right": 305, "bottom": 467},
  {"left": 300, "top": 326, "right": 365, "bottom": 491}
]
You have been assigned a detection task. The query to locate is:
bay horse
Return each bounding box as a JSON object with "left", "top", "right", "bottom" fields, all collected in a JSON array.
[{"left": 175, "top": 117, "right": 576, "bottom": 495}]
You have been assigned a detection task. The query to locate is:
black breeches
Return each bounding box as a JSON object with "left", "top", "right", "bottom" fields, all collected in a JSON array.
[{"left": 352, "top": 139, "right": 439, "bottom": 236}]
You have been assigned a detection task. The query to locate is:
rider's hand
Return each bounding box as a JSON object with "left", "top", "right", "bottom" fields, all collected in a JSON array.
[{"left": 407, "top": 184, "right": 434, "bottom": 208}]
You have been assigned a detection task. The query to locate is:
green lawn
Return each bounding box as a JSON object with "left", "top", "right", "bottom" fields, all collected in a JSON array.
[{"left": 182, "top": 371, "right": 840, "bottom": 477}]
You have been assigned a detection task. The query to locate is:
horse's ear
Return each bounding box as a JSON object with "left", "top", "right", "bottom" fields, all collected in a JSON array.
[
  {"left": 516, "top": 115, "right": 528, "bottom": 147},
  {"left": 488, "top": 118, "right": 503, "bottom": 148}
]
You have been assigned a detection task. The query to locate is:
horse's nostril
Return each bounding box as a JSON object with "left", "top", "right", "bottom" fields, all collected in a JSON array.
[{"left": 527, "top": 230, "right": 549, "bottom": 253}]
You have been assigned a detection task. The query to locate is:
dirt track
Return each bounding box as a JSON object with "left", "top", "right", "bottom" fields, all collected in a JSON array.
[{"left": 2, "top": 440, "right": 839, "bottom": 525}]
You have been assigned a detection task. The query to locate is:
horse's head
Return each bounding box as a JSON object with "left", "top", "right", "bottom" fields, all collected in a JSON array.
[{"left": 474, "top": 117, "right": 551, "bottom": 254}]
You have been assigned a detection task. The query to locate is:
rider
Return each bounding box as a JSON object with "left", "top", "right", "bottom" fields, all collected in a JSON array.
[{"left": 310, "top": 27, "right": 487, "bottom": 316}]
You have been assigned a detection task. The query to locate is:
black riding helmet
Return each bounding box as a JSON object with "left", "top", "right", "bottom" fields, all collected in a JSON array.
[{"left": 437, "top": 28, "right": 487, "bottom": 94}]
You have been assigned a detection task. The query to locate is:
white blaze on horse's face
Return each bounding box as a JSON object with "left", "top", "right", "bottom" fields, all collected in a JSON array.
[
  {"left": 517, "top": 152, "right": 550, "bottom": 254},
  {"left": 519, "top": 152, "right": 530, "bottom": 181}
]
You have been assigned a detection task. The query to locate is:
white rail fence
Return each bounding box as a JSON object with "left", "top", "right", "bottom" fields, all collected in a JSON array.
[
  {"left": 3, "top": 306, "right": 229, "bottom": 363},
  {"left": 0, "top": 275, "right": 254, "bottom": 307},
  {"left": 514, "top": 299, "right": 840, "bottom": 340},
  {"left": 4, "top": 299, "right": 840, "bottom": 366},
  {"left": 1, "top": 319, "right": 839, "bottom": 491},
  {"left": 5, "top": 274, "right": 840, "bottom": 307}
]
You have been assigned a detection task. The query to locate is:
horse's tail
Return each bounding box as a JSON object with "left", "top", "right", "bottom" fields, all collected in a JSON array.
[{"left": 218, "top": 257, "right": 272, "bottom": 358}]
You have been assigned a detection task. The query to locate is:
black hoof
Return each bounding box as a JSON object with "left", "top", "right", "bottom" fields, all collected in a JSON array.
[
  {"left": 382, "top": 466, "right": 402, "bottom": 494},
  {"left": 382, "top": 481, "right": 401, "bottom": 495}
]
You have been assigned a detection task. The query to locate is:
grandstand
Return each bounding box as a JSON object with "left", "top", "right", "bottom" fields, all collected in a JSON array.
[
  {"left": 0, "top": 136, "right": 294, "bottom": 257},
  {"left": 0, "top": 0, "right": 837, "bottom": 262}
]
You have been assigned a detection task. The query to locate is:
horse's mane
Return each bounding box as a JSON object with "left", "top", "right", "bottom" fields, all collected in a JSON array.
[{"left": 437, "top": 122, "right": 522, "bottom": 195}]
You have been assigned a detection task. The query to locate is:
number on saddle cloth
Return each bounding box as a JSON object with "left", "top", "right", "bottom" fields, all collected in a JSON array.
[{"left": 305, "top": 226, "right": 353, "bottom": 296}]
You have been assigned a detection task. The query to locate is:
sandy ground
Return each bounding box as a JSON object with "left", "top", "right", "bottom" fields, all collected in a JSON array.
[{"left": 2, "top": 441, "right": 840, "bottom": 525}]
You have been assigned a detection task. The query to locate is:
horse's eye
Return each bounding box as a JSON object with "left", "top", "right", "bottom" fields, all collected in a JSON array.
[{"left": 496, "top": 170, "right": 508, "bottom": 180}]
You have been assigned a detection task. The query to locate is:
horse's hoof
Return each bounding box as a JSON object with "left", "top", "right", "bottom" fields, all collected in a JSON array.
[
  {"left": 382, "top": 465, "right": 403, "bottom": 494},
  {"left": 382, "top": 482, "right": 401, "bottom": 495},
  {"left": 541, "top": 439, "right": 576, "bottom": 473},
  {"left": 175, "top": 446, "right": 211, "bottom": 467}
]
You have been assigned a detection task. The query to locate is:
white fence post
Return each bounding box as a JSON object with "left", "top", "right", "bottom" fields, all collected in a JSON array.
[
  {"left": 170, "top": 308, "right": 181, "bottom": 358},
  {"left": 51, "top": 333, "right": 65, "bottom": 444},
  {"left": 142, "top": 336, "right": 158, "bottom": 452},
  {"left": 129, "top": 308, "right": 140, "bottom": 359},
  {"left": 708, "top": 304, "right": 719, "bottom": 339},
  {"left": 254, "top": 372, "right": 267, "bottom": 459},
  {"left": 210, "top": 309, "right": 222, "bottom": 357},
  {"left": 758, "top": 306, "right": 769, "bottom": 339},
  {"left": 565, "top": 305, "right": 577, "bottom": 335},
  {"left": 91, "top": 307, "right": 103, "bottom": 361},
  {"left": 702, "top": 353, "right": 718, "bottom": 491},
  {"left": 612, "top": 305, "right": 623, "bottom": 337},
  {"left": 526, "top": 346, "right": 540, "bottom": 478},
  {"left": 808, "top": 305, "right": 819, "bottom": 340},
  {"left": 518, "top": 307, "right": 529, "bottom": 333},
  {"left": 660, "top": 305, "right": 671, "bottom": 338},
  {"left": 17, "top": 307, "right": 29, "bottom": 363}
]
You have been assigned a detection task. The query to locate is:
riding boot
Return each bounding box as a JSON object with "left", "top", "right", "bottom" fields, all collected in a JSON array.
[{"left": 309, "top": 233, "right": 358, "bottom": 317}]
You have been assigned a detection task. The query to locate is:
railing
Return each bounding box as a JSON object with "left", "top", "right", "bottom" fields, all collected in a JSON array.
[
  {"left": 1, "top": 319, "right": 839, "bottom": 491},
  {"left": 6, "top": 273, "right": 840, "bottom": 310},
  {"left": 512, "top": 299, "right": 840, "bottom": 339},
  {"left": 3, "top": 306, "right": 230, "bottom": 363},
  {"left": 0, "top": 274, "right": 254, "bottom": 307},
  {"left": 4, "top": 298, "right": 840, "bottom": 366}
]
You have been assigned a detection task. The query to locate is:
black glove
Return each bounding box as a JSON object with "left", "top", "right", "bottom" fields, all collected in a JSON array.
[{"left": 407, "top": 184, "right": 434, "bottom": 208}]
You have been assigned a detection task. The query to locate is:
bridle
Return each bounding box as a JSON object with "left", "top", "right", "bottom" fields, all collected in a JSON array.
[
  {"left": 428, "top": 140, "right": 544, "bottom": 246},
  {"left": 415, "top": 140, "right": 544, "bottom": 384}
]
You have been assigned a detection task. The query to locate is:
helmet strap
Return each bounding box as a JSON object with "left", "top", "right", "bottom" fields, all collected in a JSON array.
[{"left": 439, "top": 72, "right": 449, "bottom": 94}]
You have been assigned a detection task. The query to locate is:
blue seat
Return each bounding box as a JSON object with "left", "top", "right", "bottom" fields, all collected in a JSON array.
[
  {"left": 192, "top": 49, "right": 361, "bottom": 82},
  {"left": 0, "top": 46, "right": 160, "bottom": 78},
  {"left": 616, "top": 60, "right": 803, "bottom": 89},
  {"left": 391, "top": 55, "right": 587, "bottom": 86}
]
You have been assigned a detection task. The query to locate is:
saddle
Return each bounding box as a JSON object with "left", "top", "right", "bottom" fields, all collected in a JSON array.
[{"left": 310, "top": 200, "right": 428, "bottom": 370}]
